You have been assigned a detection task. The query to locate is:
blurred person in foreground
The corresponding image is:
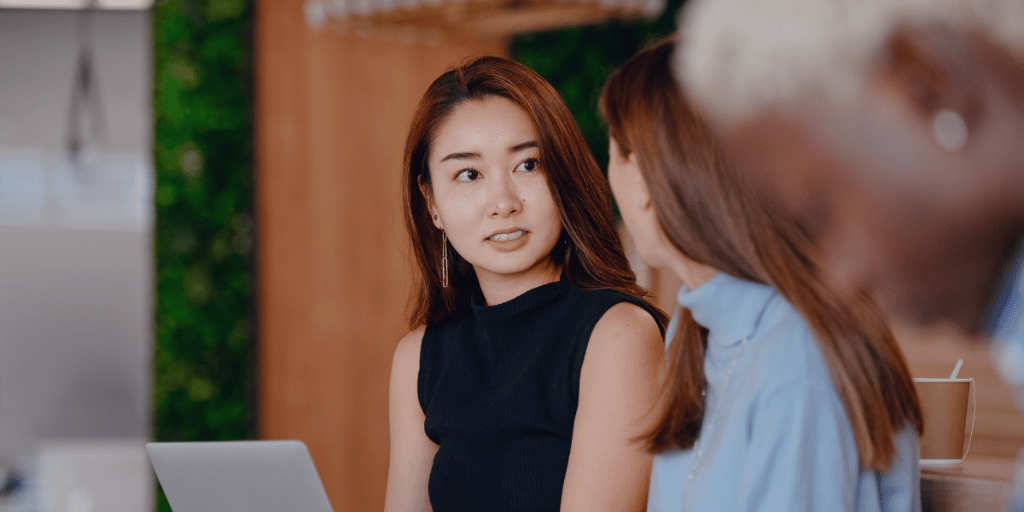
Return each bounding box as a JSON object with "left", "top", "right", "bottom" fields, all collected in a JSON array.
[
  {"left": 675, "top": 0, "right": 1023, "bottom": 507},
  {"left": 602, "top": 39, "right": 922, "bottom": 511}
]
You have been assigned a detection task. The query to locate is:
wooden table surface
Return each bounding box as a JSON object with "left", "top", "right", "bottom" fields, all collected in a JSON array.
[{"left": 922, "top": 456, "right": 1019, "bottom": 511}]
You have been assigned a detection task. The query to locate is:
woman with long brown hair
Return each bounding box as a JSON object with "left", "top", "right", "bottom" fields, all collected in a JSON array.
[
  {"left": 600, "top": 39, "right": 923, "bottom": 511},
  {"left": 385, "top": 56, "right": 668, "bottom": 512}
]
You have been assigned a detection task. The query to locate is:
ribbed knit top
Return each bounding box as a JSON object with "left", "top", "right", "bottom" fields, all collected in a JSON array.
[{"left": 418, "top": 275, "right": 660, "bottom": 511}]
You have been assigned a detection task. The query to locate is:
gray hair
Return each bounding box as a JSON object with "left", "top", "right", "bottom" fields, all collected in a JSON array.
[{"left": 676, "top": 0, "right": 1024, "bottom": 124}]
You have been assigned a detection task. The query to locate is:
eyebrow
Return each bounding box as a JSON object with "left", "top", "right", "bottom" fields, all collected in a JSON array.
[
  {"left": 510, "top": 140, "right": 538, "bottom": 153},
  {"left": 439, "top": 140, "right": 538, "bottom": 163}
]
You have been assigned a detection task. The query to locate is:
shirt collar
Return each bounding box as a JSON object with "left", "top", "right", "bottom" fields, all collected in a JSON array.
[{"left": 676, "top": 272, "right": 777, "bottom": 347}]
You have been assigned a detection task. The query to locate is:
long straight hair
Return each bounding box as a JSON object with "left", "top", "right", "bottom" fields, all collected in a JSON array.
[
  {"left": 600, "top": 39, "right": 922, "bottom": 471},
  {"left": 403, "top": 56, "right": 667, "bottom": 329}
]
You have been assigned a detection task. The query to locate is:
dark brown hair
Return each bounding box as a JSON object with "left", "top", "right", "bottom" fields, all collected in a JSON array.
[
  {"left": 403, "top": 55, "right": 667, "bottom": 329},
  {"left": 600, "top": 39, "right": 922, "bottom": 471}
]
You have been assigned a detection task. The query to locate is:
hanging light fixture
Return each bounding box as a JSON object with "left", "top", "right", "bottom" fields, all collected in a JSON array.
[{"left": 64, "top": 0, "right": 107, "bottom": 183}]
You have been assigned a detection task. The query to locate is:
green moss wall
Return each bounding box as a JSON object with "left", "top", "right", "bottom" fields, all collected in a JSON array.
[{"left": 152, "top": 0, "right": 254, "bottom": 509}]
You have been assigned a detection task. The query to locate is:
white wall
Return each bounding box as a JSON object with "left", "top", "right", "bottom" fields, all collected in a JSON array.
[
  {"left": 0, "top": 9, "right": 151, "bottom": 460},
  {"left": 0, "top": 10, "right": 150, "bottom": 153}
]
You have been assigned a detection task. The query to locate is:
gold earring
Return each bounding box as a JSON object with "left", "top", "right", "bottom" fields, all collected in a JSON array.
[{"left": 442, "top": 232, "right": 449, "bottom": 288}]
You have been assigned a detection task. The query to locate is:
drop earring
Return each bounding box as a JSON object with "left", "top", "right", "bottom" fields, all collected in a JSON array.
[
  {"left": 932, "top": 108, "right": 968, "bottom": 152},
  {"left": 441, "top": 231, "right": 449, "bottom": 288}
]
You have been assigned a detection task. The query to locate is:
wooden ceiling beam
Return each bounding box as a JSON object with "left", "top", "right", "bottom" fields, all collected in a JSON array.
[{"left": 314, "top": 0, "right": 656, "bottom": 38}]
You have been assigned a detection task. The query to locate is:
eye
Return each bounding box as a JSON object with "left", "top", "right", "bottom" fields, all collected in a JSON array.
[
  {"left": 455, "top": 168, "right": 480, "bottom": 182},
  {"left": 515, "top": 158, "right": 539, "bottom": 173}
]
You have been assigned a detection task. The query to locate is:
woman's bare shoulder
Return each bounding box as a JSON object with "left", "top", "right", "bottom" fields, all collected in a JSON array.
[
  {"left": 393, "top": 326, "right": 427, "bottom": 371},
  {"left": 390, "top": 327, "right": 427, "bottom": 414},
  {"left": 584, "top": 301, "right": 663, "bottom": 371},
  {"left": 591, "top": 302, "right": 662, "bottom": 343}
]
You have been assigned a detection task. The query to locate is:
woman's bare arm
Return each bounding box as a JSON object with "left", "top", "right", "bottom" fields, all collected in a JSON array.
[
  {"left": 384, "top": 327, "right": 437, "bottom": 512},
  {"left": 561, "top": 302, "right": 664, "bottom": 512}
]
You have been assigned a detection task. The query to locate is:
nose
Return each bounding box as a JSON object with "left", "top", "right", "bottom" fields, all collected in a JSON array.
[{"left": 489, "top": 172, "right": 522, "bottom": 218}]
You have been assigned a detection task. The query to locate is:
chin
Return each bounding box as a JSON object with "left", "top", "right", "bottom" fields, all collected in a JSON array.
[{"left": 478, "top": 255, "right": 548, "bottom": 276}]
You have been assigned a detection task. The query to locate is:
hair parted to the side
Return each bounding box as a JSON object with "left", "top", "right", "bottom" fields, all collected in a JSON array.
[
  {"left": 403, "top": 55, "right": 667, "bottom": 330},
  {"left": 600, "top": 39, "right": 923, "bottom": 471}
]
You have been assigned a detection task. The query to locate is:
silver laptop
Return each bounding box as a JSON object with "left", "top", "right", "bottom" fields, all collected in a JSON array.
[{"left": 146, "top": 440, "right": 334, "bottom": 512}]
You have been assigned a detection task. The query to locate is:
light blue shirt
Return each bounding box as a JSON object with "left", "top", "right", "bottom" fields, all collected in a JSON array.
[
  {"left": 648, "top": 273, "right": 920, "bottom": 512},
  {"left": 988, "top": 242, "right": 1024, "bottom": 512}
]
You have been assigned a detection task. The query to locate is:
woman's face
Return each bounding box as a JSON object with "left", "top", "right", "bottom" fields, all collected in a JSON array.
[
  {"left": 424, "top": 95, "right": 563, "bottom": 284},
  {"left": 607, "top": 136, "right": 665, "bottom": 269},
  {"left": 607, "top": 136, "right": 720, "bottom": 289}
]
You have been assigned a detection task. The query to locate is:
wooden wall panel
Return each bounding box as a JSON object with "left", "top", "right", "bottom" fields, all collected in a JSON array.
[{"left": 255, "top": 3, "right": 508, "bottom": 510}]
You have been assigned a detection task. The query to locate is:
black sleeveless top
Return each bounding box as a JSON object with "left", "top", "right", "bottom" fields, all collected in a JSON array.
[{"left": 418, "top": 276, "right": 661, "bottom": 511}]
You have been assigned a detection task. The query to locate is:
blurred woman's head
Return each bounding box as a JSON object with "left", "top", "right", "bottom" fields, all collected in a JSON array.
[
  {"left": 600, "top": 39, "right": 922, "bottom": 471},
  {"left": 404, "top": 56, "right": 663, "bottom": 328},
  {"left": 678, "top": 0, "right": 1024, "bottom": 333}
]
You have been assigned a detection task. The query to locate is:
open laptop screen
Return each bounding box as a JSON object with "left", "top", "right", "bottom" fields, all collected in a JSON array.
[{"left": 147, "top": 440, "right": 334, "bottom": 512}]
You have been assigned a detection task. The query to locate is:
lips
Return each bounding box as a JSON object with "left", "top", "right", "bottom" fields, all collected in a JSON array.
[{"left": 488, "top": 230, "right": 525, "bottom": 242}]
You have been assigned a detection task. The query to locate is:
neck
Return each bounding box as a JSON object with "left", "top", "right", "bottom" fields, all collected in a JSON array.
[
  {"left": 475, "top": 257, "right": 562, "bottom": 306},
  {"left": 647, "top": 228, "right": 720, "bottom": 290},
  {"left": 666, "top": 250, "right": 718, "bottom": 291}
]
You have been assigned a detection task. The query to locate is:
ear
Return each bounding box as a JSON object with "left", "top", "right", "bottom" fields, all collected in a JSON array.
[
  {"left": 418, "top": 173, "right": 444, "bottom": 231},
  {"left": 875, "top": 23, "right": 984, "bottom": 147},
  {"left": 625, "top": 151, "right": 653, "bottom": 211}
]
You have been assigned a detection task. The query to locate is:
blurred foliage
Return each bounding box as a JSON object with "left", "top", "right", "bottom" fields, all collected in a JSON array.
[
  {"left": 152, "top": 0, "right": 253, "bottom": 509},
  {"left": 512, "top": 0, "right": 686, "bottom": 174}
]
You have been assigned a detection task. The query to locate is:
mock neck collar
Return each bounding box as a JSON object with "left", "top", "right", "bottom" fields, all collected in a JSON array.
[
  {"left": 471, "top": 272, "right": 569, "bottom": 324},
  {"left": 676, "top": 272, "right": 777, "bottom": 347}
]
